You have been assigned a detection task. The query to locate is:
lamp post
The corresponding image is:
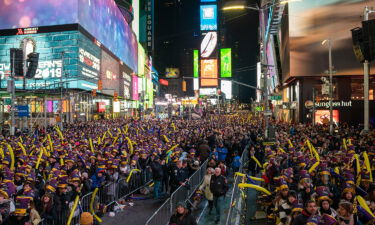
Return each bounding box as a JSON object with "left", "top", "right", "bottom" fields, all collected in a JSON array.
[{"left": 322, "top": 39, "right": 333, "bottom": 134}]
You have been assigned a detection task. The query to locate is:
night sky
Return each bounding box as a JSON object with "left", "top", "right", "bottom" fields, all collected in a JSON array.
[{"left": 154, "top": 0, "right": 259, "bottom": 103}]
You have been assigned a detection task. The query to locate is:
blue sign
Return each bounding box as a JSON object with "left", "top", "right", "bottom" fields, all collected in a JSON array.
[
  {"left": 201, "top": 0, "right": 216, "bottom": 2},
  {"left": 200, "top": 5, "right": 217, "bottom": 31},
  {"left": 17, "top": 105, "right": 29, "bottom": 117}
]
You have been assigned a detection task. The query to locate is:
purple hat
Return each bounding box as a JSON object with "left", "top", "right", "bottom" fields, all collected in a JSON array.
[
  {"left": 316, "top": 186, "right": 332, "bottom": 205},
  {"left": 14, "top": 196, "right": 31, "bottom": 215},
  {"left": 320, "top": 214, "right": 338, "bottom": 225},
  {"left": 274, "top": 177, "right": 288, "bottom": 191},
  {"left": 283, "top": 168, "right": 294, "bottom": 179},
  {"left": 45, "top": 178, "right": 58, "bottom": 193},
  {"left": 299, "top": 170, "right": 311, "bottom": 181},
  {"left": 292, "top": 201, "right": 303, "bottom": 214},
  {"left": 357, "top": 205, "right": 375, "bottom": 225},
  {"left": 306, "top": 215, "right": 321, "bottom": 225},
  {"left": 58, "top": 175, "right": 69, "bottom": 188}
]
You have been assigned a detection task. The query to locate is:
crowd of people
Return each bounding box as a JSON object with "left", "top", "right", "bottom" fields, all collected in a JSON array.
[
  {"left": 247, "top": 120, "right": 375, "bottom": 225},
  {"left": 0, "top": 114, "right": 252, "bottom": 225}
]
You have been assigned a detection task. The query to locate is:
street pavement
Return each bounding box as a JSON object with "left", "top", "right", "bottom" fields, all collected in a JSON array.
[{"left": 101, "top": 196, "right": 165, "bottom": 225}]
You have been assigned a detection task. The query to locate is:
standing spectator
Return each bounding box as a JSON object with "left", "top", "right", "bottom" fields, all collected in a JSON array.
[
  {"left": 0, "top": 190, "right": 14, "bottom": 224},
  {"left": 199, "top": 168, "right": 214, "bottom": 214},
  {"left": 169, "top": 202, "right": 197, "bottom": 225},
  {"left": 90, "top": 169, "right": 105, "bottom": 190},
  {"left": 150, "top": 156, "right": 164, "bottom": 199},
  {"left": 210, "top": 168, "right": 228, "bottom": 223},
  {"left": 337, "top": 201, "right": 354, "bottom": 225},
  {"left": 216, "top": 143, "right": 228, "bottom": 162},
  {"left": 197, "top": 140, "right": 211, "bottom": 162},
  {"left": 37, "top": 193, "right": 56, "bottom": 225}
]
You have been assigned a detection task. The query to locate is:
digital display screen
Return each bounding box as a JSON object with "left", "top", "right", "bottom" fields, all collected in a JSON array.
[
  {"left": 101, "top": 50, "right": 120, "bottom": 96},
  {"left": 0, "top": 0, "right": 138, "bottom": 73},
  {"left": 201, "top": 32, "right": 218, "bottom": 58},
  {"left": 201, "top": 0, "right": 216, "bottom": 2},
  {"left": 194, "top": 50, "right": 199, "bottom": 78},
  {"left": 315, "top": 110, "right": 339, "bottom": 125},
  {"left": 200, "top": 5, "right": 217, "bottom": 31},
  {"left": 165, "top": 68, "right": 180, "bottom": 78},
  {"left": 120, "top": 63, "right": 132, "bottom": 99},
  {"left": 200, "top": 59, "right": 218, "bottom": 87},
  {"left": 287, "top": 0, "right": 375, "bottom": 79},
  {"left": 79, "top": 47, "right": 101, "bottom": 81},
  {"left": 221, "top": 80, "right": 232, "bottom": 99},
  {"left": 132, "top": 75, "right": 139, "bottom": 100},
  {"left": 220, "top": 48, "right": 232, "bottom": 78}
]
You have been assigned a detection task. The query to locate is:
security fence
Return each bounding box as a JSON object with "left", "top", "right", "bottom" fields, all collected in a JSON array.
[
  {"left": 145, "top": 160, "right": 208, "bottom": 225},
  {"left": 39, "top": 169, "right": 152, "bottom": 225},
  {"left": 225, "top": 145, "right": 249, "bottom": 225}
]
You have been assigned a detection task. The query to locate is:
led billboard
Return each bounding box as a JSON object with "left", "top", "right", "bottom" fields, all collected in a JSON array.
[
  {"left": 220, "top": 48, "right": 232, "bottom": 78},
  {"left": 194, "top": 50, "right": 199, "bottom": 78},
  {"left": 0, "top": 0, "right": 138, "bottom": 73},
  {"left": 315, "top": 110, "right": 339, "bottom": 125},
  {"left": 201, "top": 0, "right": 216, "bottom": 2},
  {"left": 201, "top": 32, "right": 218, "bottom": 58},
  {"left": 200, "top": 5, "right": 217, "bottom": 31},
  {"left": 221, "top": 80, "right": 232, "bottom": 99},
  {"left": 287, "top": 0, "right": 375, "bottom": 79},
  {"left": 200, "top": 59, "right": 218, "bottom": 87},
  {"left": 132, "top": 75, "right": 139, "bottom": 100},
  {"left": 120, "top": 63, "right": 132, "bottom": 99},
  {"left": 166, "top": 68, "right": 180, "bottom": 78},
  {"left": 101, "top": 50, "right": 120, "bottom": 96}
]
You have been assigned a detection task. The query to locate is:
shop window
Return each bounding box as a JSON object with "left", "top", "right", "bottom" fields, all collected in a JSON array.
[
  {"left": 312, "top": 79, "right": 338, "bottom": 101},
  {"left": 351, "top": 78, "right": 375, "bottom": 100}
]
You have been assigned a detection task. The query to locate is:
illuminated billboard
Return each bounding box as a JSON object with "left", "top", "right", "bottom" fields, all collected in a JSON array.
[
  {"left": 200, "top": 59, "right": 218, "bottom": 87},
  {"left": 194, "top": 50, "right": 199, "bottom": 78},
  {"left": 0, "top": 0, "right": 138, "bottom": 73},
  {"left": 315, "top": 110, "right": 339, "bottom": 125},
  {"left": 287, "top": 0, "right": 375, "bottom": 79},
  {"left": 201, "top": 0, "right": 216, "bottom": 2},
  {"left": 221, "top": 80, "right": 232, "bottom": 99},
  {"left": 101, "top": 50, "right": 120, "bottom": 96},
  {"left": 201, "top": 32, "right": 218, "bottom": 58},
  {"left": 200, "top": 5, "right": 217, "bottom": 31},
  {"left": 220, "top": 48, "right": 232, "bottom": 77},
  {"left": 166, "top": 68, "right": 180, "bottom": 78},
  {"left": 132, "top": 75, "right": 139, "bottom": 100}
]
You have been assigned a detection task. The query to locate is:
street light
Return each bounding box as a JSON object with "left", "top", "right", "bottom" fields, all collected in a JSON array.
[
  {"left": 322, "top": 39, "right": 334, "bottom": 134},
  {"left": 222, "top": 0, "right": 301, "bottom": 11}
]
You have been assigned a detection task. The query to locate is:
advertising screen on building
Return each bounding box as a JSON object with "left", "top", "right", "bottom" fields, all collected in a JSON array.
[
  {"left": 315, "top": 110, "right": 339, "bottom": 125},
  {"left": 0, "top": 0, "right": 138, "bottom": 73},
  {"left": 220, "top": 48, "right": 232, "bottom": 78},
  {"left": 101, "top": 50, "right": 120, "bottom": 96},
  {"left": 200, "top": 5, "right": 217, "bottom": 31},
  {"left": 200, "top": 59, "right": 218, "bottom": 87},
  {"left": 120, "top": 63, "right": 132, "bottom": 99},
  {"left": 79, "top": 47, "right": 101, "bottom": 81},
  {"left": 194, "top": 50, "right": 199, "bottom": 78},
  {"left": 287, "top": 0, "right": 375, "bottom": 79},
  {"left": 166, "top": 68, "right": 180, "bottom": 78},
  {"left": 132, "top": 75, "right": 139, "bottom": 100},
  {"left": 201, "top": 32, "right": 217, "bottom": 58},
  {"left": 221, "top": 80, "right": 232, "bottom": 99},
  {"left": 201, "top": 0, "right": 216, "bottom": 2}
]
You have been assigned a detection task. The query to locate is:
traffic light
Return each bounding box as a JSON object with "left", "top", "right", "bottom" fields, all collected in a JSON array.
[
  {"left": 92, "top": 89, "right": 97, "bottom": 97},
  {"left": 98, "top": 80, "right": 103, "bottom": 90},
  {"left": 25, "top": 52, "right": 39, "bottom": 79},
  {"left": 10, "top": 48, "right": 24, "bottom": 77}
]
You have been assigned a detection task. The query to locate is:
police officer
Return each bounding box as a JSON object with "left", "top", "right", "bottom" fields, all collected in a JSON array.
[{"left": 210, "top": 167, "right": 228, "bottom": 223}]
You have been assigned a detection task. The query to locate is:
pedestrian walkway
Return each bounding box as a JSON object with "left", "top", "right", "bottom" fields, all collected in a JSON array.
[{"left": 101, "top": 196, "right": 166, "bottom": 225}]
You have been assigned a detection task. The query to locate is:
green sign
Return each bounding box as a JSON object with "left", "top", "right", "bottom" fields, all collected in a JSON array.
[
  {"left": 4, "top": 98, "right": 11, "bottom": 105},
  {"left": 255, "top": 106, "right": 263, "bottom": 111},
  {"left": 270, "top": 95, "right": 282, "bottom": 100},
  {"left": 193, "top": 50, "right": 199, "bottom": 78},
  {"left": 220, "top": 48, "right": 232, "bottom": 78}
]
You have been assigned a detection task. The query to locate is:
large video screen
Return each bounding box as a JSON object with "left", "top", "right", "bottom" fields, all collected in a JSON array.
[
  {"left": 101, "top": 50, "right": 120, "bottom": 95},
  {"left": 0, "top": 0, "right": 78, "bottom": 29},
  {"left": 201, "top": 32, "right": 218, "bottom": 58},
  {"left": 200, "top": 59, "right": 218, "bottom": 87},
  {"left": 0, "top": 0, "right": 138, "bottom": 73},
  {"left": 288, "top": 0, "right": 375, "bottom": 78},
  {"left": 200, "top": 5, "right": 217, "bottom": 31}
]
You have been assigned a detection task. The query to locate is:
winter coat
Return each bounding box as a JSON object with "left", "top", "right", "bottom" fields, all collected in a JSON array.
[
  {"left": 210, "top": 174, "right": 228, "bottom": 197},
  {"left": 199, "top": 174, "right": 213, "bottom": 201},
  {"left": 197, "top": 144, "right": 211, "bottom": 162},
  {"left": 216, "top": 147, "right": 228, "bottom": 161}
]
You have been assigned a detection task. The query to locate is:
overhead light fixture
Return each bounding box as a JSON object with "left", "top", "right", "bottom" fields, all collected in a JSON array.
[
  {"left": 222, "top": 5, "right": 246, "bottom": 10},
  {"left": 279, "top": 0, "right": 302, "bottom": 4}
]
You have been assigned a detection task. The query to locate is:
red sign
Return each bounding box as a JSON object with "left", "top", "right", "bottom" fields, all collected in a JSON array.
[
  {"left": 159, "top": 79, "right": 169, "bottom": 86},
  {"left": 16, "top": 27, "right": 38, "bottom": 35},
  {"left": 97, "top": 102, "right": 106, "bottom": 113}
]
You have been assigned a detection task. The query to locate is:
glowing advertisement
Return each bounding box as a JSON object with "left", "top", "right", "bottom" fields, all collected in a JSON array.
[
  {"left": 101, "top": 50, "right": 120, "bottom": 96},
  {"left": 0, "top": 0, "right": 138, "bottom": 73},
  {"left": 200, "top": 59, "right": 218, "bottom": 87},
  {"left": 287, "top": 0, "right": 375, "bottom": 79},
  {"left": 220, "top": 48, "right": 232, "bottom": 78},
  {"left": 194, "top": 50, "right": 199, "bottom": 78},
  {"left": 200, "top": 5, "right": 217, "bottom": 31},
  {"left": 201, "top": 32, "right": 217, "bottom": 58},
  {"left": 146, "top": 78, "right": 154, "bottom": 108},
  {"left": 315, "top": 110, "right": 339, "bottom": 125},
  {"left": 138, "top": 44, "right": 146, "bottom": 76},
  {"left": 221, "top": 80, "right": 232, "bottom": 99},
  {"left": 79, "top": 48, "right": 100, "bottom": 80},
  {"left": 165, "top": 68, "right": 180, "bottom": 78},
  {"left": 201, "top": 0, "right": 216, "bottom": 2},
  {"left": 199, "top": 88, "right": 216, "bottom": 96},
  {"left": 132, "top": 75, "right": 139, "bottom": 100},
  {"left": 194, "top": 78, "right": 199, "bottom": 90}
]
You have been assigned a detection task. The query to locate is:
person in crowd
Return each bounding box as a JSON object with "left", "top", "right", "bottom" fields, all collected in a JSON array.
[
  {"left": 337, "top": 201, "right": 354, "bottom": 225},
  {"left": 231, "top": 151, "right": 241, "bottom": 173},
  {"left": 216, "top": 143, "right": 228, "bottom": 162},
  {"left": 199, "top": 168, "right": 214, "bottom": 214},
  {"left": 169, "top": 201, "right": 197, "bottom": 225},
  {"left": 292, "top": 200, "right": 318, "bottom": 225},
  {"left": 150, "top": 156, "right": 164, "bottom": 199},
  {"left": 210, "top": 167, "right": 228, "bottom": 223},
  {"left": 37, "top": 193, "right": 56, "bottom": 225}
]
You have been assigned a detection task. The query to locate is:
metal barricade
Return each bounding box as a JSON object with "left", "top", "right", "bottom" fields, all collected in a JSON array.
[
  {"left": 145, "top": 160, "right": 208, "bottom": 225},
  {"left": 225, "top": 145, "right": 249, "bottom": 225}
]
